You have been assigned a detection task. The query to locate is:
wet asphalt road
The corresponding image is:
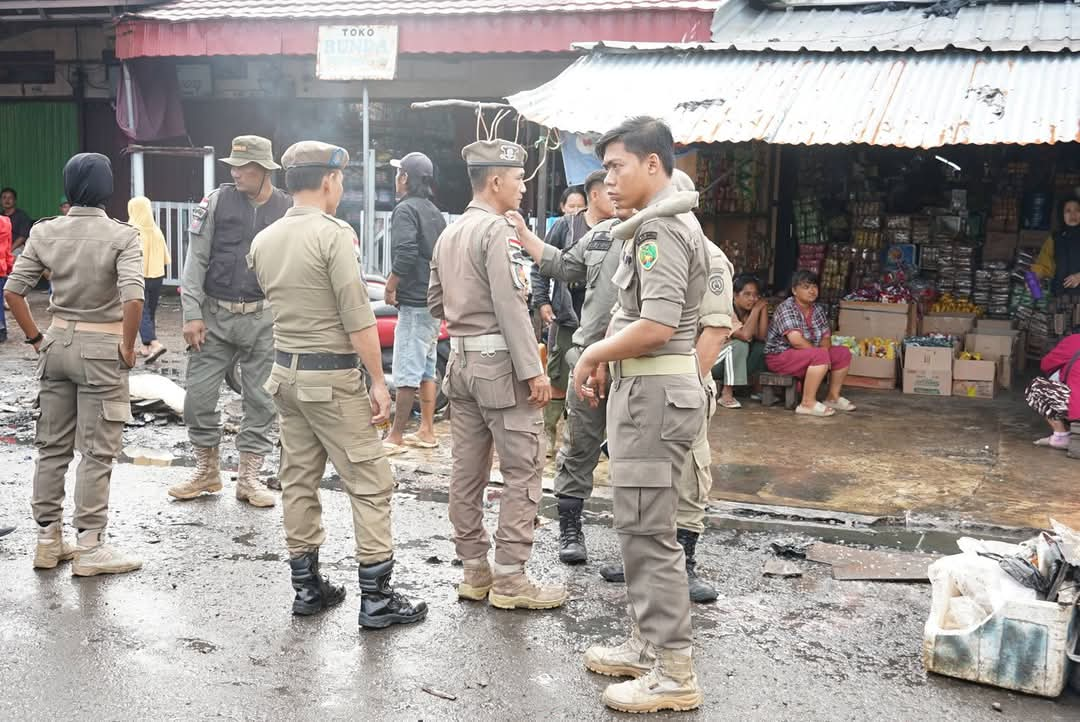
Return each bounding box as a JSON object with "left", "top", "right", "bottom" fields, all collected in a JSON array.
[{"left": 1, "top": 335, "right": 1079, "bottom": 719}]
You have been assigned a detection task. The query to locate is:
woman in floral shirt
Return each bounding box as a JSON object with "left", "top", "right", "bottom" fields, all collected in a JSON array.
[{"left": 765, "top": 270, "right": 855, "bottom": 417}]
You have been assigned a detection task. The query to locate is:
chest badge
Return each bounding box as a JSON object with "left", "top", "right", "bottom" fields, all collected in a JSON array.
[{"left": 637, "top": 241, "right": 659, "bottom": 271}]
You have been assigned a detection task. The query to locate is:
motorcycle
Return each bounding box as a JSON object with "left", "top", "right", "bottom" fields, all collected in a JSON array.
[{"left": 224, "top": 274, "right": 451, "bottom": 415}]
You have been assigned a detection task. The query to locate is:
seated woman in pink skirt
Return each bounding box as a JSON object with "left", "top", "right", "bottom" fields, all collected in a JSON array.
[{"left": 764, "top": 270, "right": 856, "bottom": 417}]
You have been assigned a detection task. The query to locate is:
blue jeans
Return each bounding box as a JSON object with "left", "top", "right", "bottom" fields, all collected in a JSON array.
[
  {"left": 139, "top": 276, "right": 163, "bottom": 344},
  {"left": 392, "top": 304, "right": 440, "bottom": 388}
]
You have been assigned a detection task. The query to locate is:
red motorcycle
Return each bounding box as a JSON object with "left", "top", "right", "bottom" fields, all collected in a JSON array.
[{"left": 225, "top": 274, "right": 451, "bottom": 414}]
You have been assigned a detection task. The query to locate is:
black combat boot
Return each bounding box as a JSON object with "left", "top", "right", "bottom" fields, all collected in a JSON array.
[
  {"left": 357, "top": 559, "right": 429, "bottom": 629},
  {"left": 677, "top": 529, "right": 718, "bottom": 604},
  {"left": 557, "top": 496, "right": 587, "bottom": 564},
  {"left": 290, "top": 550, "right": 347, "bottom": 616},
  {"left": 599, "top": 562, "right": 625, "bottom": 583}
]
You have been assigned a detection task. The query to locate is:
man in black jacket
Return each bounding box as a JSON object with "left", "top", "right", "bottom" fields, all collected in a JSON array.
[{"left": 383, "top": 152, "right": 447, "bottom": 452}]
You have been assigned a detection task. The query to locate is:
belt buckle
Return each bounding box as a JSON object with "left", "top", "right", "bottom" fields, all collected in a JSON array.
[{"left": 480, "top": 338, "right": 495, "bottom": 358}]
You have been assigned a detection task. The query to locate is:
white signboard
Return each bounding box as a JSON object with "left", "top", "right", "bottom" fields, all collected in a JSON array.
[{"left": 317, "top": 25, "right": 398, "bottom": 81}]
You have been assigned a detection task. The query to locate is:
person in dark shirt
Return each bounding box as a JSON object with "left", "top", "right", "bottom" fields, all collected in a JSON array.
[
  {"left": 383, "top": 152, "right": 448, "bottom": 453},
  {"left": 1, "top": 187, "right": 33, "bottom": 253}
]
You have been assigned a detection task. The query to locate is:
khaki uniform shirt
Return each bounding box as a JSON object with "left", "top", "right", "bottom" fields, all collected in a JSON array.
[
  {"left": 247, "top": 206, "right": 375, "bottom": 354},
  {"left": 429, "top": 200, "right": 542, "bottom": 381},
  {"left": 5, "top": 206, "right": 143, "bottom": 322},
  {"left": 609, "top": 186, "right": 710, "bottom": 355},
  {"left": 537, "top": 218, "right": 621, "bottom": 349}
]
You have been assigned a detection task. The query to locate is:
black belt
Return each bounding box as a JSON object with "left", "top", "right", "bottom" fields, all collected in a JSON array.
[{"left": 275, "top": 351, "right": 358, "bottom": 370}]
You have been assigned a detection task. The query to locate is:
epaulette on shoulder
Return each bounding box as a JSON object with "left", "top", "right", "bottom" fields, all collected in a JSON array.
[
  {"left": 31, "top": 216, "right": 58, "bottom": 228},
  {"left": 323, "top": 213, "right": 353, "bottom": 229}
]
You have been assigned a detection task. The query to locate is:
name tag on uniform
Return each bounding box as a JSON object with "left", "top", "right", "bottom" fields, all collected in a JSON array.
[{"left": 586, "top": 233, "right": 613, "bottom": 252}]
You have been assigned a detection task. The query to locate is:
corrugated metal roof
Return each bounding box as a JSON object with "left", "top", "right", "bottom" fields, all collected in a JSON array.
[
  {"left": 132, "top": 0, "right": 716, "bottom": 21},
  {"left": 710, "top": 0, "right": 1080, "bottom": 52},
  {"left": 506, "top": 47, "right": 1080, "bottom": 147}
]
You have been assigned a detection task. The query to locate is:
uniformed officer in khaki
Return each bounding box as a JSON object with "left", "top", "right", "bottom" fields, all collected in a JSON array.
[
  {"left": 248, "top": 141, "right": 427, "bottom": 628},
  {"left": 170, "top": 135, "right": 291, "bottom": 508},
  {"left": 604, "top": 169, "right": 735, "bottom": 605},
  {"left": 428, "top": 139, "right": 567, "bottom": 610},
  {"left": 3, "top": 153, "right": 144, "bottom": 577},
  {"left": 573, "top": 118, "right": 708, "bottom": 713}
]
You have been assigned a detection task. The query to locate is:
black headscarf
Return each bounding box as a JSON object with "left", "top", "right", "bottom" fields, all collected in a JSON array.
[{"left": 63, "top": 153, "right": 113, "bottom": 209}]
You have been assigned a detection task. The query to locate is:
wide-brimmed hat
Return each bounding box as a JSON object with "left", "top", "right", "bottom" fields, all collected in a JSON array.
[{"left": 221, "top": 135, "right": 280, "bottom": 170}]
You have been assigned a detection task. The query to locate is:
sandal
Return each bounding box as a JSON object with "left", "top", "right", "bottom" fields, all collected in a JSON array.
[
  {"left": 719, "top": 397, "right": 742, "bottom": 409},
  {"left": 403, "top": 434, "right": 438, "bottom": 449},
  {"left": 382, "top": 442, "right": 408, "bottom": 456},
  {"left": 1034, "top": 436, "right": 1070, "bottom": 449},
  {"left": 795, "top": 402, "right": 836, "bottom": 418},
  {"left": 145, "top": 345, "right": 168, "bottom": 364},
  {"left": 825, "top": 397, "right": 856, "bottom": 412}
]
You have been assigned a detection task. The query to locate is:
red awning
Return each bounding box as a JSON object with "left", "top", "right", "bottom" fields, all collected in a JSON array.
[{"left": 115, "top": 10, "right": 714, "bottom": 58}]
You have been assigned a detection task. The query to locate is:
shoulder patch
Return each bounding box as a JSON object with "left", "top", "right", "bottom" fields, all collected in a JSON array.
[
  {"left": 708, "top": 272, "right": 726, "bottom": 296},
  {"left": 188, "top": 196, "right": 210, "bottom": 234},
  {"left": 507, "top": 237, "right": 530, "bottom": 291},
  {"left": 638, "top": 240, "right": 659, "bottom": 271}
]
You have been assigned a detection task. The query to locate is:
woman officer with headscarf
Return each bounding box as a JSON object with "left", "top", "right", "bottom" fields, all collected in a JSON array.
[{"left": 3, "top": 153, "right": 146, "bottom": 577}]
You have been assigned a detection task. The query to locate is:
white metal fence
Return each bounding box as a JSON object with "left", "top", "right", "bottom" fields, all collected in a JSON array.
[{"left": 152, "top": 202, "right": 432, "bottom": 286}]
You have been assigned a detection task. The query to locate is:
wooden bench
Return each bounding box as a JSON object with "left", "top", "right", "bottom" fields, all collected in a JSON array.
[{"left": 758, "top": 372, "right": 798, "bottom": 410}]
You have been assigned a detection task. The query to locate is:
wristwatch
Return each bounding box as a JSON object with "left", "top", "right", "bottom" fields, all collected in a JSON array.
[{"left": 25, "top": 333, "right": 43, "bottom": 346}]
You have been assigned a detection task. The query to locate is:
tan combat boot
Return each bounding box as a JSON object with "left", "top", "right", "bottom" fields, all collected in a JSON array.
[
  {"left": 457, "top": 557, "right": 494, "bottom": 601},
  {"left": 71, "top": 529, "right": 143, "bottom": 577},
  {"left": 168, "top": 445, "right": 223, "bottom": 500},
  {"left": 33, "top": 520, "right": 77, "bottom": 569},
  {"left": 601, "top": 647, "right": 703, "bottom": 714},
  {"left": 584, "top": 625, "right": 655, "bottom": 678},
  {"left": 235, "top": 452, "right": 276, "bottom": 508},
  {"left": 488, "top": 563, "right": 567, "bottom": 610}
]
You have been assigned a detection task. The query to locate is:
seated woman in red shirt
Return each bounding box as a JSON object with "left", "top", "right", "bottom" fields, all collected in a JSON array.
[
  {"left": 1026, "top": 331, "right": 1080, "bottom": 449},
  {"left": 764, "top": 270, "right": 855, "bottom": 417}
]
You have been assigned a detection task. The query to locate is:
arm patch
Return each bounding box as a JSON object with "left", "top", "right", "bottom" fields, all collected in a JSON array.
[{"left": 189, "top": 197, "right": 210, "bottom": 234}]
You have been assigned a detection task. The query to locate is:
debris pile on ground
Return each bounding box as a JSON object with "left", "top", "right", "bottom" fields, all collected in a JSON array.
[{"left": 128, "top": 373, "right": 185, "bottom": 422}]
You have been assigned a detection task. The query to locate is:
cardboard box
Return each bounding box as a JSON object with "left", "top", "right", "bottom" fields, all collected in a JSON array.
[
  {"left": 921, "top": 313, "right": 977, "bottom": 339},
  {"left": 1018, "top": 229, "right": 1049, "bottom": 249},
  {"left": 845, "top": 375, "right": 898, "bottom": 390},
  {"left": 965, "top": 331, "right": 1020, "bottom": 359},
  {"left": 838, "top": 301, "right": 916, "bottom": 342},
  {"left": 954, "top": 358, "right": 996, "bottom": 383},
  {"left": 902, "top": 346, "right": 954, "bottom": 396},
  {"left": 953, "top": 379, "right": 996, "bottom": 399},
  {"left": 976, "top": 319, "right": 1016, "bottom": 332},
  {"left": 983, "top": 231, "right": 1018, "bottom": 262},
  {"left": 848, "top": 355, "right": 898, "bottom": 380}
]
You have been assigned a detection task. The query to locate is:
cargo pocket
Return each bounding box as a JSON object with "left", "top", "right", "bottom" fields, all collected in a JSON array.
[
  {"left": 87, "top": 400, "right": 132, "bottom": 457},
  {"left": 504, "top": 408, "right": 544, "bottom": 469},
  {"left": 263, "top": 378, "right": 280, "bottom": 396},
  {"left": 660, "top": 387, "right": 704, "bottom": 442},
  {"left": 344, "top": 440, "right": 394, "bottom": 494},
  {"left": 471, "top": 358, "right": 516, "bottom": 409},
  {"left": 82, "top": 343, "right": 125, "bottom": 386},
  {"left": 611, "top": 468, "right": 676, "bottom": 535}
]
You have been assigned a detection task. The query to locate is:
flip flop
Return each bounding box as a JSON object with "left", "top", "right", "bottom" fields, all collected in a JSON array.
[
  {"left": 1034, "top": 436, "right": 1069, "bottom": 449},
  {"left": 719, "top": 397, "right": 743, "bottom": 409},
  {"left": 825, "top": 397, "right": 856, "bottom": 412},
  {"left": 145, "top": 346, "right": 167, "bottom": 364},
  {"left": 403, "top": 434, "right": 438, "bottom": 449},
  {"left": 795, "top": 402, "right": 835, "bottom": 418},
  {"left": 383, "top": 442, "right": 408, "bottom": 456}
]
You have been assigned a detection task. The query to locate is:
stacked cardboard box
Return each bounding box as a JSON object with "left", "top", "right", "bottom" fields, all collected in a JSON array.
[
  {"left": 838, "top": 301, "right": 915, "bottom": 390},
  {"left": 965, "top": 329, "right": 1021, "bottom": 390},
  {"left": 903, "top": 346, "right": 954, "bottom": 396}
]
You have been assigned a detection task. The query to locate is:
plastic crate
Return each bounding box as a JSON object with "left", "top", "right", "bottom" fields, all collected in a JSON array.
[{"left": 923, "top": 596, "right": 1078, "bottom": 697}]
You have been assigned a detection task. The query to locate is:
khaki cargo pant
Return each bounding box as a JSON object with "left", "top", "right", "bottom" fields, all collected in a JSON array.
[
  {"left": 265, "top": 364, "right": 394, "bottom": 564},
  {"left": 184, "top": 299, "right": 275, "bottom": 455},
  {"left": 443, "top": 349, "right": 545, "bottom": 566},
  {"left": 676, "top": 376, "right": 717, "bottom": 535},
  {"left": 607, "top": 370, "right": 705, "bottom": 650},
  {"left": 32, "top": 326, "right": 133, "bottom": 531},
  {"left": 553, "top": 345, "right": 608, "bottom": 500}
]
